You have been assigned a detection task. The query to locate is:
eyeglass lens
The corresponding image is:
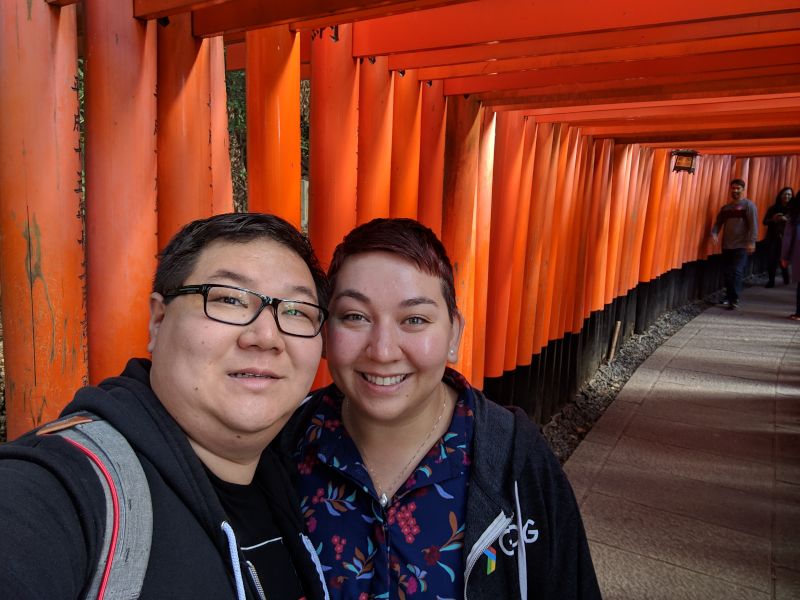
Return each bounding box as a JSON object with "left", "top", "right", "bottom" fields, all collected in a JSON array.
[{"left": 204, "top": 285, "right": 323, "bottom": 336}]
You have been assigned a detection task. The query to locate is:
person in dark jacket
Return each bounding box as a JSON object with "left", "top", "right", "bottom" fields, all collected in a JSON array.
[
  {"left": 763, "top": 186, "right": 793, "bottom": 287},
  {"left": 781, "top": 198, "right": 800, "bottom": 320},
  {"left": 0, "top": 213, "right": 331, "bottom": 600},
  {"left": 284, "top": 218, "right": 601, "bottom": 599}
]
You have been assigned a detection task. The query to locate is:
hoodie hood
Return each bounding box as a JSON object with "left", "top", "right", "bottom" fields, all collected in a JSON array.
[{"left": 62, "top": 358, "right": 229, "bottom": 553}]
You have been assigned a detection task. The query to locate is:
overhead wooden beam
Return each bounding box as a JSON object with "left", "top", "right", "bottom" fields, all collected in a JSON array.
[
  {"left": 644, "top": 137, "right": 800, "bottom": 149},
  {"left": 642, "top": 139, "right": 800, "bottom": 156},
  {"left": 601, "top": 125, "right": 800, "bottom": 144},
  {"left": 353, "top": 0, "right": 800, "bottom": 56},
  {"left": 417, "top": 30, "right": 800, "bottom": 80},
  {"left": 387, "top": 12, "right": 800, "bottom": 68},
  {"left": 525, "top": 98, "right": 800, "bottom": 124},
  {"left": 519, "top": 93, "right": 800, "bottom": 117},
  {"left": 191, "top": 0, "right": 473, "bottom": 38},
  {"left": 701, "top": 147, "right": 800, "bottom": 156},
  {"left": 480, "top": 74, "right": 800, "bottom": 109},
  {"left": 444, "top": 46, "right": 800, "bottom": 96},
  {"left": 579, "top": 113, "right": 800, "bottom": 137},
  {"left": 135, "top": 0, "right": 225, "bottom": 20}
]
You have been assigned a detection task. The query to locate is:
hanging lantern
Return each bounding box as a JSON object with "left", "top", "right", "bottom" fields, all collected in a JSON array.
[{"left": 671, "top": 149, "right": 699, "bottom": 174}]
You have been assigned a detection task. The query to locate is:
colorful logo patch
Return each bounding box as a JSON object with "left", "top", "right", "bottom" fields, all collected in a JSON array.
[{"left": 483, "top": 546, "right": 497, "bottom": 575}]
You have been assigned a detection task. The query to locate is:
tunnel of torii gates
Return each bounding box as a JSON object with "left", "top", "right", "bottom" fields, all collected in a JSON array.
[{"left": 2, "top": 0, "right": 800, "bottom": 439}]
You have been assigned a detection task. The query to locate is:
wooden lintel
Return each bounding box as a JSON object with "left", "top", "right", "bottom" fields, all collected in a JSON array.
[
  {"left": 443, "top": 46, "right": 800, "bottom": 96},
  {"left": 353, "top": 0, "right": 800, "bottom": 56},
  {"left": 580, "top": 115, "right": 800, "bottom": 137},
  {"left": 191, "top": 0, "right": 472, "bottom": 38},
  {"left": 597, "top": 126, "right": 800, "bottom": 145},
  {"left": 526, "top": 98, "right": 800, "bottom": 124},
  {"left": 417, "top": 30, "right": 800, "bottom": 81},
  {"left": 476, "top": 71, "right": 800, "bottom": 105},
  {"left": 386, "top": 12, "right": 800, "bottom": 68},
  {"left": 134, "top": 0, "right": 228, "bottom": 20}
]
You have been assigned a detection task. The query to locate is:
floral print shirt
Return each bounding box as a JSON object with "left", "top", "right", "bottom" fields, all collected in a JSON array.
[{"left": 294, "top": 370, "right": 475, "bottom": 600}]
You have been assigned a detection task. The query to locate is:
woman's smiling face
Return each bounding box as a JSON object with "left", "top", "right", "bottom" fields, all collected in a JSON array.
[{"left": 325, "top": 251, "right": 462, "bottom": 425}]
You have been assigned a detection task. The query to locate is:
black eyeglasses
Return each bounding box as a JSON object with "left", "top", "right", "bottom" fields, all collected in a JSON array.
[{"left": 163, "top": 284, "right": 327, "bottom": 338}]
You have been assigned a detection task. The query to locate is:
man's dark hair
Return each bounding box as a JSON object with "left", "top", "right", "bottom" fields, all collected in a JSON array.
[
  {"left": 730, "top": 178, "right": 746, "bottom": 188},
  {"left": 327, "top": 218, "right": 458, "bottom": 320},
  {"left": 154, "top": 213, "right": 329, "bottom": 307}
]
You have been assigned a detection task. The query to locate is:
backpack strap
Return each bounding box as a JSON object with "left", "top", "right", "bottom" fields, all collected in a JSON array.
[{"left": 39, "top": 413, "right": 153, "bottom": 600}]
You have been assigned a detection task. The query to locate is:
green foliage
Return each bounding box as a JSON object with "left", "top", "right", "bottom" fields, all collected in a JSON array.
[
  {"left": 226, "top": 69, "right": 248, "bottom": 212},
  {"left": 301, "top": 80, "right": 310, "bottom": 177}
]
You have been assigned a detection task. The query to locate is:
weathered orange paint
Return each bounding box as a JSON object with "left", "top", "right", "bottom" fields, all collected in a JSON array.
[
  {"left": 157, "top": 13, "right": 214, "bottom": 248},
  {"left": 357, "top": 56, "right": 392, "bottom": 224},
  {"left": 85, "top": 0, "right": 158, "bottom": 384},
  {"left": 246, "top": 25, "right": 301, "bottom": 227},
  {"left": 417, "top": 80, "right": 447, "bottom": 236},
  {"left": 390, "top": 68, "right": 422, "bottom": 219},
  {"left": 0, "top": 1, "right": 87, "bottom": 438}
]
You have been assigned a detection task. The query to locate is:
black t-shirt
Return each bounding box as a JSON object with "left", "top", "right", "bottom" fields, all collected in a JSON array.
[{"left": 206, "top": 467, "right": 305, "bottom": 600}]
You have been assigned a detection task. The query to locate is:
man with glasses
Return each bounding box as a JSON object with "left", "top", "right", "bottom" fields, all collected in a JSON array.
[{"left": 0, "top": 213, "right": 330, "bottom": 599}]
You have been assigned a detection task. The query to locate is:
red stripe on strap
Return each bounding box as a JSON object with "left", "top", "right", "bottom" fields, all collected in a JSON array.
[{"left": 62, "top": 436, "right": 120, "bottom": 600}]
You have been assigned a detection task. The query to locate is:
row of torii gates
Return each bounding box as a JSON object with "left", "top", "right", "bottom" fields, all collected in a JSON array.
[{"left": 2, "top": 0, "right": 800, "bottom": 439}]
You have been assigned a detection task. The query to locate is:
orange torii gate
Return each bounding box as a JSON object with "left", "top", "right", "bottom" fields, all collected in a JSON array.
[{"left": 2, "top": 0, "right": 800, "bottom": 438}]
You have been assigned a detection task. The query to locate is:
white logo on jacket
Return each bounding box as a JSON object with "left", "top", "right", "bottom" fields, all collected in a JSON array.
[{"left": 498, "top": 519, "right": 539, "bottom": 556}]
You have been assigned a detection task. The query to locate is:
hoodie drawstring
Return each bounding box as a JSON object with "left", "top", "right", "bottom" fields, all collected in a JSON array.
[
  {"left": 301, "top": 533, "right": 331, "bottom": 599},
  {"left": 221, "top": 521, "right": 247, "bottom": 600},
  {"left": 513, "top": 481, "right": 528, "bottom": 598}
]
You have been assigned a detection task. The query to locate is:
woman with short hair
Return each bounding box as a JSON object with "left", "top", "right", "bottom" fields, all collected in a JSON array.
[{"left": 284, "top": 218, "right": 600, "bottom": 599}]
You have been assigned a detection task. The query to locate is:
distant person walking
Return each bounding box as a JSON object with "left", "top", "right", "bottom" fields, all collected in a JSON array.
[
  {"left": 710, "top": 178, "right": 759, "bottom": 310},
  {"left": 763, "top": 186, "right": 793, "bottom": 287},
  {"left": 781, "top": 197, "right": 800, "bottom": 320}
]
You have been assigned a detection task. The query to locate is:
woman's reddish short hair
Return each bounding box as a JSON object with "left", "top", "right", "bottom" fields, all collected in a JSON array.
[{"left": 327, "top": 218, "right": 458, "bottom": 321}]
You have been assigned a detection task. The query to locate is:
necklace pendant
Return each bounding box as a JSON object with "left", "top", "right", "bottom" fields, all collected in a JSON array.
[{"left": 379, "top": 492, "right": 389, "bottom": 508}]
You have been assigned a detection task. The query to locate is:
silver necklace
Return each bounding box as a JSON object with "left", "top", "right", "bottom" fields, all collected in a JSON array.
[{"left": 345, "top": 385, "right": 449, "bottom": 508}]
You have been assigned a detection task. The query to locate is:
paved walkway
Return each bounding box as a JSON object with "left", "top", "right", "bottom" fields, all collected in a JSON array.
[{"left": 565, "top": 281, "right": 800, "bottom": 599}]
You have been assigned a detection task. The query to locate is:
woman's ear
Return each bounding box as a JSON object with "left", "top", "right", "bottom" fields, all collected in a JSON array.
[
  {"left": 447, "top": 311, "right": 466, "bottom": 364},
  {"left": 147, "top": 293, "right": 166, "bottom": 353}
]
